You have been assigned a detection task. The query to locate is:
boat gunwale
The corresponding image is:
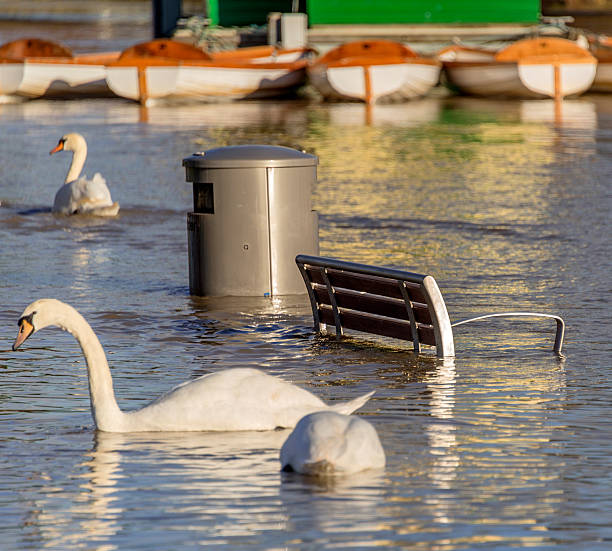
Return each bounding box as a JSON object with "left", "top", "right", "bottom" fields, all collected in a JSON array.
[
  {"left": 107, "top": 57, "right": 309, "bottom": 70},
  {"left": 442, "top": 54, "right": 597, "bottom": 69},
  {"left": 315, "top": 56, "right": 441, "bottom": 69},
  {"left": 17, "top": 53, "right": 121, "bottom": 66}
]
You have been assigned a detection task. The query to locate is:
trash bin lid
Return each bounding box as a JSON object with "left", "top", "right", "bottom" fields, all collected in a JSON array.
[{"left": 183, "top": 145, "right": 317, "bottom": 169}]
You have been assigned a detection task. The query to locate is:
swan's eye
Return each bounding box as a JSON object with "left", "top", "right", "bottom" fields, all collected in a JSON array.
[{"left": 18, "top": 312, "right": 35, "bottom": 329}]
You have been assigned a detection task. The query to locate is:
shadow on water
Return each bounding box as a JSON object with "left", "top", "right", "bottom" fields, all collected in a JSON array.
[{"left": 16, "top": 206, "right": 52, "bottom": 215}]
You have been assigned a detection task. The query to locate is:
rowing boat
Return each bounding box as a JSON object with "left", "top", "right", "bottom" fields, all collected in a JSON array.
[
  {"left": 307, "top": 40, "right": 441, "bottom": 104},
  {"left": 438, "top": 37, "right": 597, "bottom": 99},
  {"left": 0, "top": 38, "right": 119, "bottom": 99},
  {"left": 105, "top": 39, "right": 312, "bottom": 105}
]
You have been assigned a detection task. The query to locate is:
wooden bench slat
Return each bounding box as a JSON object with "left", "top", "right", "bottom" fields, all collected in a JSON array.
[
  {"left": 304, "top": 266, "right": 427, "bottom": 303},
  {"left": 312, "top": 285, "right": 433, "bottom": 325},
  {"left": 318, "top": 306, "right": 437, "bottom": 346}
]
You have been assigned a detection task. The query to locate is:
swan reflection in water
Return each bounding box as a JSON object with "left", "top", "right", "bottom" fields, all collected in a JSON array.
[
  {"left": 64, "top": 429, "right": 290, "bottom": 546},
  {"left": 73, "top": 429, "right": 384, "bottom": 547}
]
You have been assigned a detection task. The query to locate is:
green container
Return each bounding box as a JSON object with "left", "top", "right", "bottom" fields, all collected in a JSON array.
[{"left": 307, "top": 0, "right": 540, "bottom": 25}]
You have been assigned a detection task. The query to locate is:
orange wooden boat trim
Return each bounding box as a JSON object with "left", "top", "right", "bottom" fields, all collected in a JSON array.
[
  {"left": 20, "top": 52, "right": 121, "bottom": 65},
  {"left": 137, "top": 67, "right": 148, "bottom": 106},
  {"left": 322, "top": 56, "right": 440, "bottom": 68},
  {"left": 109, "top": 57, "right": 309, "bottom": 70},
  {"left": 444, "top": 56, "right": 596, "bottom": 69},
  {"left": 514, "top": 55, "right": 596, "bottom": 65},
  {"left": 212, "top": 45, "right": 315, "bottom": 61},
  {"left": 363, "top": 66, "right": 372, "bottom": 104},
  {"left": 437, "top": 44, "right": 497, "bottom": 57},
  {"left": 554, "top": 64, "right": 561, "bottom": 102}
]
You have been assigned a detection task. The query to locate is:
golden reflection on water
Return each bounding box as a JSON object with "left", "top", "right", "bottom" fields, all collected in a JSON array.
[
  {"left": 424, "top": 359, "right": 459, "bottom": 526},
  {"left": 304, "top": 97, "right": 597, "bottom": 225},
  {"left": 382, "top": 355, "right": 567, "bottom": 547}
]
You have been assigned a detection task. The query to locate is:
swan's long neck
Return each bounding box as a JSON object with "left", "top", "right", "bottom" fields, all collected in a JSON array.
[
  {"left": 65, "top": 142, "right": 87, "bottom": 183},
  {"left": 54, "top": 304, "right": 124, "bottom": 430}
]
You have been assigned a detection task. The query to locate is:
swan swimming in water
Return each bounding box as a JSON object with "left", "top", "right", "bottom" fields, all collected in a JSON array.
[
  {"left": 280, "top": 411, "right": 386, "bottom": 475},
  {"left": 12, "top": 299, "right": 374, "bottom": 433},
  {"left": 50, "top": 132, "right": 119, "bottom": 216}
]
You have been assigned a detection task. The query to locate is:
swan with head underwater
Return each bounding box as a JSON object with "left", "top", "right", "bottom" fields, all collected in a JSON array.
[
  {"left": 280, "top": 410, "right": 386, "bottom": 475},
  {"left": 50, "top": 132, "right": 119, "bottom": 216},
  {"left": 12, "top": 299, "right": 374, "bottom": 433}
]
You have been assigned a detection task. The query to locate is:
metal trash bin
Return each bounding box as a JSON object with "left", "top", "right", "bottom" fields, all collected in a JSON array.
[{"left": 184, "top": 145, "right": 319, "bottom": 296}]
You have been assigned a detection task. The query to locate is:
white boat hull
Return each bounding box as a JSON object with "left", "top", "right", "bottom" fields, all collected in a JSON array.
[
  {"left": 0, "top": 62, "right": 24, "bottom": 98},
  {"left": 16, "top": 61, "right": 114, "bottom": 98},
  {"left": 106, "top": 64, "right": 306, "bottom": 103},
  {"left": 440, "top": 38, "right": 597, "bottom": 99},
  {"left": 445, "top": 61, "right": 596, "bottom": 98},
  {"left": 308, "top": 62, "right": 441, "bottom": 103},
  {"left": 591, "top": 62, "right": 612, "bottom": 92}
]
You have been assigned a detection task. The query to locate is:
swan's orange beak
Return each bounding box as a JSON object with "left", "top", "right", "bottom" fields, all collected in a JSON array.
[
  {"left": 50, "top": 141, "right": 64, "bottom": 155},
  {"left": 13, "top": 318, "right": 34, "bottom": 351}
]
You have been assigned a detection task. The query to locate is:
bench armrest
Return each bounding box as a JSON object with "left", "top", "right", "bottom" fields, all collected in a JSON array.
[{"left": 451, "top": 312, "right": 565, "bottom": 355}]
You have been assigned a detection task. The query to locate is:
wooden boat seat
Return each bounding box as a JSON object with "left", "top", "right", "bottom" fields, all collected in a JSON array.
[
  {"left": 296, "top": 254, "right": 564, "bottom": 358},
  {"left": 0, "top": 38, "right": 73, "bottom": 59}
]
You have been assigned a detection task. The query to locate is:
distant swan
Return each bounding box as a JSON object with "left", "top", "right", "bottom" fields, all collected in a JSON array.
[
  {"left": 50, "top": 133, "right": 119, "bottom": 216},
  {"left": 280, "top": 411, "right": 386, "bottom": 475},
  {"left": 12, "top": 299, "right": 374, "bottom": 433}
]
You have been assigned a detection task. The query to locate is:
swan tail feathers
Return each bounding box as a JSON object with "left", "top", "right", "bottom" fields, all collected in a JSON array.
[
  {"left": 91, "top": 172, "right": 107, "bottom": 186},
  {"left": 329, "top": 390, "right": 375, "bottom": 415}
]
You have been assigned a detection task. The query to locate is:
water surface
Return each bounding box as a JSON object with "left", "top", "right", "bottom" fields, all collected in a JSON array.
[{"left": 1, "top": 15, "right": 611, "bottom": 551}]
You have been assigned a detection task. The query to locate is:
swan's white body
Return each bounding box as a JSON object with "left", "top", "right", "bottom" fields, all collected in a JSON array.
[
  {"left": 50, "top": 133, "right": 119, "bottom": 216},
  {"left": 280, "top": 411, "right": 386, "bottom": 475},
  {"left": 12, "top": 299, "right": 374, "bottom": 433}
]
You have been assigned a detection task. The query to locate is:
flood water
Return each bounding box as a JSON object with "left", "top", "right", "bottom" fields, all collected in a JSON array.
[{"left": 1, "top": 9, "right": 612, "bottom": 551}]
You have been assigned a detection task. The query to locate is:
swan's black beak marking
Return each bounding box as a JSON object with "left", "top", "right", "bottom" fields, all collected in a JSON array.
[
  {"left": 13, "top": 313, "right": 35, "bottom": 351},
  {"left": 50, "top": 138, "right": 65, "bottom": 155}
]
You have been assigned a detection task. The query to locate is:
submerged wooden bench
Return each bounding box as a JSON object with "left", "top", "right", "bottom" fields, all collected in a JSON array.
[{"left": 296, "top": 254, "right": 565, "bottom": 358}]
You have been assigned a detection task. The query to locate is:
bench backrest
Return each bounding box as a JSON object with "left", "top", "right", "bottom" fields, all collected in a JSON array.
[{"left": 296, "top": 254, "right": 455, "bottom": 358}]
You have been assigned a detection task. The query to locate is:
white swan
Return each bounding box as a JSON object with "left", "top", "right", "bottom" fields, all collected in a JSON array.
[
  {"left": 12, "top": 299, "right": 374, "bottom": 433},
  {"left": 50, "top": 133, "right": 119, "bottom": 216},
  {"left": 280, "top": 411, "right": 386, "bottom": 475}
]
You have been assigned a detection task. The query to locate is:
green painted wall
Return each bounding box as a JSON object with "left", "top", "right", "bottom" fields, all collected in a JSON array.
[
  {"left": 205, "top": 0, "right": 540, "bottom": 27},
  {"left": 206, "top": 0, "right": 307, "bottom": 27},
  {"left": 307, "top": 0, "right": 540, "bottom": 25},
  {"left": 206, "top": 0, "right": 219, "bottom": 25}
]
